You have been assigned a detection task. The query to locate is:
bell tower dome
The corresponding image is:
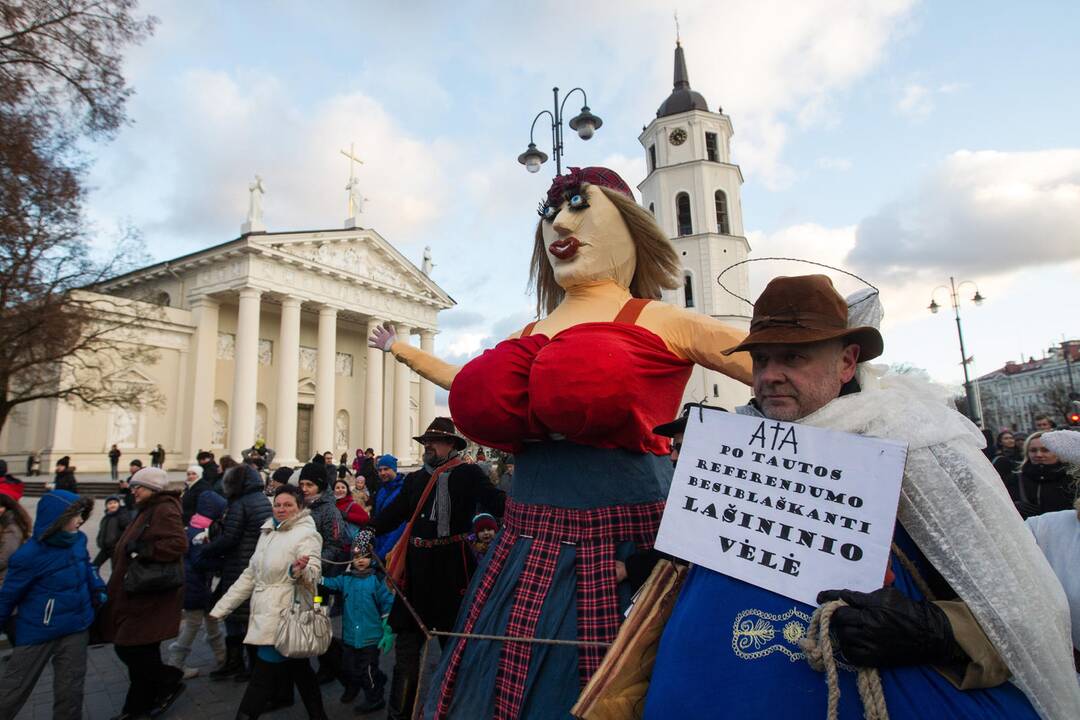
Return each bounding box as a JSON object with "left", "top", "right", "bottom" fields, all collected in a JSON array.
[{"left": 638, "top": 41, "right": 752, "bottom": 410}]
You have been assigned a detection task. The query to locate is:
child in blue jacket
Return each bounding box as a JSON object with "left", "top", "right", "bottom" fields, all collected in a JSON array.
[
  {"left": 0, "top": 490, "right": 105, "bottom": 719},
  {"left": 320, "top": 528, "right": 394, "bottom": 713}
]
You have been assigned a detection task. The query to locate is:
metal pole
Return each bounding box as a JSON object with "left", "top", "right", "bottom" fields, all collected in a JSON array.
[
  {"left": 1063, "top": 340, "right": 1076, "bottom": 397},
  {"left": 950, "top": 277, "right": 980, "bottom": 426},
  {"left": 552, "top": 86, "right": 563, "bottom": 175}
]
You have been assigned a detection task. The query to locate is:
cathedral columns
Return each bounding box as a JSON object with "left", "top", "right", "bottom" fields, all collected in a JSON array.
[
  {"left": 186, "top": 296, "right": 219, "bottom": 463},
  {"left": 229, "top": 288, "right": 262, "bottom": 458},
  {"left": 274, "top": 296, "right": 302, "bottom": 467},
  {"left": 418, "top": 330, "right": 436, "bottom": 432},
  {"left": 312, "top": 305, "right": 338, "bottom": 455},
  {"left": 392, "top": 323, "right": 412, "bottom": 463},
  {"left": 364, "top": 318, "right": 384, "bottom": 453}
]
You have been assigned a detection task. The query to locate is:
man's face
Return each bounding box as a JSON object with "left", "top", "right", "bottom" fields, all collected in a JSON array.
[
  {"left": 323, "top": 452, "right": 334, "bottom": 464},
  {"left": 751, "top": 341, "right": 860, "bottom": 422},
  {"left": 378, "top": 466, "right": 396, "bottom": 482},
  {"left": 1035, "top": 417, "right": 1054, "bottom": 432},
  {"left": 128, "top": 464, "right": 140, "bottom": 475},
  {"left": 670, "top": 431, "right": 684, "bottom": 467},
  {"left": 298, "top": 479, "right": 320, "bottom": 498},
  {"left": 422, "top": 439, "right": 455, "bottom": 465}
]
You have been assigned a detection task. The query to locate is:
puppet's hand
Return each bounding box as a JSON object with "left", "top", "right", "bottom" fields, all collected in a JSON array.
[
  {"left": 816, "top": 587, "right": 963, "bottom": 667},
  {"left": 368, "top": 321, "right": 397, "bottom": 352}
]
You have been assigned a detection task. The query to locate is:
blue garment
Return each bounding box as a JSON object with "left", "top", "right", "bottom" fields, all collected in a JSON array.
[
  {"left": 424, "top": 442, "right": 672, "bottom": 720},
  {"left": 0, "top": 490, "right": 105, "bottom": 646},
  {"left": 643, "top": 526, "right": 1037, "bottom": 719},
  {"left": 373, "top": 473, "right": 406, "bottom": 561},
  {"left": 183, "top": 490, "right": 227, "bottom": 610},
  {"left": 320, "top": 570, "right": 394, "bottom": 649}
]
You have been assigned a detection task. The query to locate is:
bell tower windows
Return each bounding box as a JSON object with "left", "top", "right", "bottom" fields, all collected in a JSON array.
[
  {"left": 705, "top": 132, "right": 719, "bottom": 162},
  {"left": 676, "top": 192, "right": 693, "bottom": 236},
  {"left": 715, "top": 190, "right": 730, "bottom": 235}
]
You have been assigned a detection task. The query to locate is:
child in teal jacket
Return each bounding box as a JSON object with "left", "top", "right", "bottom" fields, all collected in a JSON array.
[{"left": 320, "top": 528, "right": 394, "bottom": 712}]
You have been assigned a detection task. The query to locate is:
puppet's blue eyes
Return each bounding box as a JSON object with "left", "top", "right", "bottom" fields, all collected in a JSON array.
[
  {"left": 569, "top": 194, "right": 585, "bottom": 208},
  {"left": 544, "top": 205, "right": 558, "bottom": 219}
]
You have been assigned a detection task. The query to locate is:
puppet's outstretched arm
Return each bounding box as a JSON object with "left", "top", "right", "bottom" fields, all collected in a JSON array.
[
  {"left": 369, "top": 321, "right": 460, "bottom": 390},
  {"left": 640, "top": 304, "right": 753, "bottom": 386}
]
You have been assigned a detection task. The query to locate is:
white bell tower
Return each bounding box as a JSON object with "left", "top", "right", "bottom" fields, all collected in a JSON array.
[{"left": 638, "top": 41, "right": 752, "bottom": 411}]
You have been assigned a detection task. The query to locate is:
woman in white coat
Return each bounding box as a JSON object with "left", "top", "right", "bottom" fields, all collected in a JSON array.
[{"left": 211, "top": 484, "right": 327, "bottom": 720}]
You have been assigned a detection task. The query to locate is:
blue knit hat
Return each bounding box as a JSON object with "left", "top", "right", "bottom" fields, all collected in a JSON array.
[{"left": 377, "top": 454, "right": 398, "bottom": 472}]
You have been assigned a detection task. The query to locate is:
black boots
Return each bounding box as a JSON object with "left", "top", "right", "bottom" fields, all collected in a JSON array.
[
  {"left": 210, "top": 636, "right": 245, "bottom": 681},
  {"left": 386, "top": 671, "right": 417, "bottom": 720}
]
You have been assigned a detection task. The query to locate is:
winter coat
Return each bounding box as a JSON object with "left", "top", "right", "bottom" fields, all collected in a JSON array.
[
  {"left": 1016, "top": 462, "right": 1077, "bottom": 518},
  {"left": 184, "top": 491, "right": 227, "bottom": 611},
  {"left": 100, "top": 490, "right": 187, "bottom": 646},
  {"left": 992, "top": 449, "right": 1022, "bottom": 497},
  {"left": 336, "top": 495, "right": 370, "bottom": 527},
  {"left": 181, "top": 476, "right": 213, "bottom": 525},
  {"left": 0, "top": 473, "right": 24, "bottom": 501},
  {"left": 0, "top": 517, "right": 29, "bottom": 586},
  {"left": 307, "top": 490, "right": 348, "bottom": 577},
  {"left": 93, "top": 508, "right": 131, "bottom": 567},
  {"left": 0, "top": 491, "right": 104, "bottom": 646},
  {"left": 359, "top": 457, "right": 380, "bottom": 497},
  {"left": 374, "top": 462, "right": 505, "bottom": 632},
  {"left": 373, "top": 473, "right": 406, "bottom": 561},
  {"left": 210, "top": 510, "right": 322, "bottom": 646},
  {"left": 198, "top": 465, "right": 272, "bottom": 620},
  {"left": 319, "top": 571, "right": 394, "bottom": 648}
]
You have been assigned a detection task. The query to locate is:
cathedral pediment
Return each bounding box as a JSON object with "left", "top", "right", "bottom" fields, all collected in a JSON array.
[{"left": 253, "top": 230, "right": 450, "bottom": 306}]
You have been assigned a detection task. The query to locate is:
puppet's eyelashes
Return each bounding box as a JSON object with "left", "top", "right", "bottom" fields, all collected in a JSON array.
[{"left": 568, "top": 194, "right": 586, "bottom": 209}]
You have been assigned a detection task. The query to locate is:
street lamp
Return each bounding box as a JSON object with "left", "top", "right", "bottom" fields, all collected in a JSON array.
[
  {"left": 928, "top": 277, "right": 985, "bottom": 426},
  {"left": 517, "top": 87, "right": 603, "bottom": 176}
]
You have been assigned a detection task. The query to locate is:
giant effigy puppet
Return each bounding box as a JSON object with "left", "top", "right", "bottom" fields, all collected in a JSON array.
[{"left": 368, "top": 166, "right": 752, "bottom": 718}]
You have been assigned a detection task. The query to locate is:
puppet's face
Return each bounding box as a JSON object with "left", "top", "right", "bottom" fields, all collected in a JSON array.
[{"left": 541, "top": 184, "right": 636, "bottom": 290}]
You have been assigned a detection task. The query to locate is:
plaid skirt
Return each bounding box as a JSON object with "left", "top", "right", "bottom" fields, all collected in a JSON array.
[{"left": 428, "top": 497, "right": 665, "bottom": 720}]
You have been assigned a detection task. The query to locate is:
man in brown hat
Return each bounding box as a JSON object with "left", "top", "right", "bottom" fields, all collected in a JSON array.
[
  {"left": 636, "top": 275, "right": 1079, "bottom": 718},
  {"left": 372, "top": 417, "right": 505, "bottom": 720}
]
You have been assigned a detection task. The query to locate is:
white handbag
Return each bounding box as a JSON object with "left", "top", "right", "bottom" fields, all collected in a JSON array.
[{"left": 274, "top": 585, "right": 332, "bottom": 658}]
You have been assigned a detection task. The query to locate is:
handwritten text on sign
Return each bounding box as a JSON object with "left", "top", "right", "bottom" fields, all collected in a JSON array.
[{"left": 655, "top": 409, "right": 908, "bottom": 606}]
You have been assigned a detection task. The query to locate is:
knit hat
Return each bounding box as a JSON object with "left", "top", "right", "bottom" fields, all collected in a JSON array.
[
  {"left": 196, "top": 490, "right": 228, "bottom": 520},
  {"left": 271, "top": 466, "right": 294, "bottom": 484},
  {"left": 1042, "top": 430, "right": 1080, "bottom": 464},
  {"left": 196, "top": 450, "right": 215, "bottom": 462},
  {"left": 377, "top": 454, "right": 399, "bottom": 472},
  {"left": 186, "top": 465, "right": 202, "bottom": 476},
  {"left": 298, "top": 462, "right": 328, "bottom": 491},
  {"left": 129, "top": 466, "right": 169, "bottom": 492},
  {"left": 472, "top": 513, "right": 498, "bottom": 534},
  {"left": 104, "top": 494, "right": 121, "bottom": 505},
  {"left": 352, "top": 528, "right": 375, "bottom": 558}
]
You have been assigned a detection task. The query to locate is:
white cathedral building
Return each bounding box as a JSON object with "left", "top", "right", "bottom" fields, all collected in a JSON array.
[
  {"left": 0, "top": 42, "right": 751, "bottom": 474},
  {"left": 642, "top": 42, "right": 753, "bottom": 411}
]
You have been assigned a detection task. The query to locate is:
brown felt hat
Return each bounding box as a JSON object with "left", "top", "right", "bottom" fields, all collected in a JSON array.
[
  {"left": 413, "top": 416, "right": 468, "bottom": 450},
  {"left": 722, "top": 274, "right": 884, "bottom": 361}
]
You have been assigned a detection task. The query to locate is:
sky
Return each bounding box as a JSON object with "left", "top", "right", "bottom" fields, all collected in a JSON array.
[{"left": 84, "top": 0, "right": 1080, "bottom": 403}]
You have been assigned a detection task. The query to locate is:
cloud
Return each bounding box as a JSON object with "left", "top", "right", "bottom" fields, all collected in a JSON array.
[
  {"left": 897, "top": 83, "right": 933, "bottom": 119},
  {"left": 817, "top": 156, "right": 853, "bottom": 172},
  {"left": 437, "top": 309, "right": 486, "bottom": 329},
  {"left": 847, "top": 149, "right": 1080, "bottom": 279}
]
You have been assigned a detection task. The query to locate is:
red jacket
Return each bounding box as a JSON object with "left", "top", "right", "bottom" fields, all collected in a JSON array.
[{"left": 336, "top": 496, "right": 370, "bottom": 526}]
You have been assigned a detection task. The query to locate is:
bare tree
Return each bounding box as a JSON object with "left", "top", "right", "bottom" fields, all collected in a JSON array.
[
  {"left": 0, "top": 0, "right": 157, "bottom": 435},
  {"left": 1041, "top": 380, "right": 1073, "bottom": 423}
]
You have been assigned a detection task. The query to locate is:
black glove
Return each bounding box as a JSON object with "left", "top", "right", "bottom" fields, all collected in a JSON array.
[{"left": 816, "top": 587, "right": 964, "bottom": 668}]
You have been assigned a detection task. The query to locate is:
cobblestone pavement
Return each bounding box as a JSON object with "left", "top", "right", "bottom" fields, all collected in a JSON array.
[{"left": 2, "top": 492, "right": 442, "bottom": 720}]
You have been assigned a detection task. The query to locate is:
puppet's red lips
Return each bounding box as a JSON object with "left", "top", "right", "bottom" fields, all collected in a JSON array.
[{"left": 549, "top": 236, "right": 581, "bottom": 260}]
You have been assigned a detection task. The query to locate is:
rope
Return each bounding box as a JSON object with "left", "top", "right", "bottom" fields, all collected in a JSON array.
[
  {"left": 319, "top": 551, "right": 613, "bottom": 720},
  {"left": 800, "top": 600, "right": 890, "bottom": 720},
  {"left": 889, "top": 542, "right": 936, "bottom": 601}
]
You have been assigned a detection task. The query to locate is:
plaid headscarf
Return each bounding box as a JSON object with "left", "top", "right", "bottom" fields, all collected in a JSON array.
[{"left": 545, "top": 166, "right": 633, "bottom": 208}]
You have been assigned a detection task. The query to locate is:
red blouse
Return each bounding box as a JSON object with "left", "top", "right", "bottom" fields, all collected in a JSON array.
[{"left": 449, "top": 300, "right": 693, "bottom": 455}]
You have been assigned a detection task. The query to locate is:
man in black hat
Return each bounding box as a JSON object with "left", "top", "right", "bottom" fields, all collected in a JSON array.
[{"left": 373, "top": 417, "right": 506, "bottom": 720}]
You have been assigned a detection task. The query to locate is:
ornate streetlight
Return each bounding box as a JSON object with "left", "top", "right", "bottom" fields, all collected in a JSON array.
[
  {"left": 928, "top": 277, "right": 985, "bottom": 425},
  {"left": 518, "top": 87, "right": 603, "bottom": 175}
]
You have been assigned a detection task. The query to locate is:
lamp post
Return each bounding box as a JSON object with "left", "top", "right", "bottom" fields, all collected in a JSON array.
[
  {"left": 518, "top": 87, "right": 603, "bottom": 176},
  {"left": 928, "top": 277, "right": 985, "bottom": 426}
]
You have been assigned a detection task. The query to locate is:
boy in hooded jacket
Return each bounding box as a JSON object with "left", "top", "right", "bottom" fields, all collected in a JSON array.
[
  {"left": 168, "top": 489, "right": 229, "bottom": 677},
  {"left": 0, "top": 490, "right": 105, "bottom": 719},
  {"left": 92, "top": 494, "right": 131, "bottom": 569},
  {"left": 319, "top": 529, "right": 394, "bottom": 712}
]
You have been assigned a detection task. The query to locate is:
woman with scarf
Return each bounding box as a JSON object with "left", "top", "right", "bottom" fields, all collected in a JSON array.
[
  {"left": 368, "top": 167, "right": 751, "bottom": 719},
  {"left": 991, "top": 430, "right": 1023, "bottom": 497},
  {"left": 1015, "top": 431, "right": 1078, "bottom": 518}
]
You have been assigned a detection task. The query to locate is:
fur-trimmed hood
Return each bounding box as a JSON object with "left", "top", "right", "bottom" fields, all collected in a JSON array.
[{"left": 33, "top": 490, "right": 93, "bottom": 541}]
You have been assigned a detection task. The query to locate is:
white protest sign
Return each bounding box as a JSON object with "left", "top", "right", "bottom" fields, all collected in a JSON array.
[{"left": 655, "top": 408, "right": 907, "bottom": 606}]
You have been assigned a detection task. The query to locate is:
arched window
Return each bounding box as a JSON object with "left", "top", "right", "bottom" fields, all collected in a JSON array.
[
  {"left": 676, "top": 193, "right": 692, "bottom": 236},
  {"left": 715, "top": 190, "right": 730, "bottom": 234},
  {"left": 648, "top": 202, "right": 655, "bottom": 216},
  {"left": 683, "top": 272, "right": 695, "bottom": 308}
]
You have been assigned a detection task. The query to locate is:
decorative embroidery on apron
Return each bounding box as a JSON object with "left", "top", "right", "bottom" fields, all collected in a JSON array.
[{"left": 731, "top": 607, "right": 811, "bottom": 662}]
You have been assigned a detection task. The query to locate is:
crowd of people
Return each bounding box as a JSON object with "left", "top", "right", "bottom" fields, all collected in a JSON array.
[{"left": 0, "top": 423, "right": 510, "bottom": 720}]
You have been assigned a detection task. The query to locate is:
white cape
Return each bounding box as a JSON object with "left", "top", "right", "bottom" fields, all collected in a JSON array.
[{"left": 793, "top": 370, "right": 1080, "bottom": 720}]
